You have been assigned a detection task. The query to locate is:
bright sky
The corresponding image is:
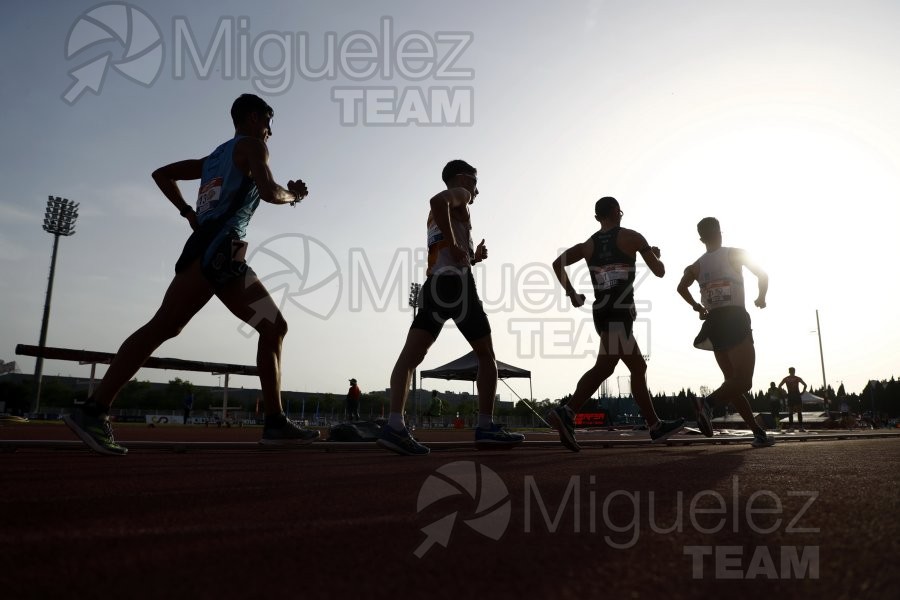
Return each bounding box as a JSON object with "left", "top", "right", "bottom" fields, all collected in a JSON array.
[{"left": 1, "top": 0, "right": 898, "bottom": 404}]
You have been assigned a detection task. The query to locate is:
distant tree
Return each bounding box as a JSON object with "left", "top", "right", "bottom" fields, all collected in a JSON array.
[
  {"left": 512, "top": 400, "right": 534, "bottom": 418},
  {"left": 494, "top": 399, "right": 514, "bottom": 418},
  {"left": 0, "top": 380, "right": 30, "bottom": 415},
  {"left": 116, "top": 379, "right": 153, "bottom": 410},
  {"left": 362, "top": 392, "right": 386, "bottom": 419},
  {"left": 675, "top": 388, "right": 697, "bottom": 419},
  {"left": 861, "top": 379, "right": 900, "bottom": 418},
  {"left": 319, "top": 393, "right": 337, "bottom": 419},
  {"left": 650, "top": 394, "right": 677, "bottom": 420},
  {"left": 161, "top": 378, "right": 194, "bottom": 411},
  {"left": 748, "top": 390, "right": 768, "bottom": 413},
  {"left": 39, "top": 379, "right": 79, "bottom": 410},
  {"left": 884, "top": 378, "right": 900, "bottom": 418}
]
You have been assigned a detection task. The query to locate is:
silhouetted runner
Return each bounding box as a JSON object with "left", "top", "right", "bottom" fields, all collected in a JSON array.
[
  {"left": 676, "top": 217, "right": 774, "bottom": 448},
  {"left": 547, "top": 196, "right": 684, "bottom": 452},
  {"left": 64, "top": 94, "right": 319, "bottom": 455},
  {"left": 378, "top": 160, "right": 524, "bottom": 455}
]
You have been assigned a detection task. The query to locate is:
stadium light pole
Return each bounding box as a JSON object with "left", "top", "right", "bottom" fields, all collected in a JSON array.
[
  {"left": 33, "top": 196, "right": 79, "bottom": 413},
  {"left": 409, "top": 283, "right": 421, "bottom": 423},
  {"left": 815, "top": 309, "right": 827, "bottom": 404}
]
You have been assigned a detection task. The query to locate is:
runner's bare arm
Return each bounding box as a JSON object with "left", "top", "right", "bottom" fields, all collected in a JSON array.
[
  {"left": 236, "top": 137, "right": 307, "bottom": 205},
  {"left": 552, "top": 240, "right": 590, "bottom": 307},
  {"left": 677, "top": 265, "right": 707, "bottom": 318},
  {"left": 621, "top": 229, "right": 665, "bottom": 278},
  {"left": 732, "top": 248, "right": 768, "bottom": 309},
  {"left": 152, "top": 158, "right": 205, "bottom": 229}
]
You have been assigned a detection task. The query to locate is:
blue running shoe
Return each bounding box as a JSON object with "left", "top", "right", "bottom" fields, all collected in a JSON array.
[
  {"left": 475, "top": 423, "right": 525, "bottom": 449},
  {"left": 546, "top": 405, "right": 580, "bottom": 452},
  {"left": 377, "top": 425, "right": 430, "bottom": 456}
]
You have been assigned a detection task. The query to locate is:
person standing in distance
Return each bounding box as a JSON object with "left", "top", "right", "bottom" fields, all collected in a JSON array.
[
  {"left": 766, "top": 381, "right": 784, "bottom": 432},
  {"left": 779, "top": 367, "right": 808, "bottom": 432},
  {"left": 346, "top": 378, "right": 361, "bottom": 422}
]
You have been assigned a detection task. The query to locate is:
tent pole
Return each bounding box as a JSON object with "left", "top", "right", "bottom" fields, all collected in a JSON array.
[
  {"left": 420, "top": 351, "right": 536, "bottom": 425},
  {"left": 530, "top": 377, "right": 534, "bottom": 428},
  {"left": 499, "top": 377, "right": 548, "bottom": 427}
]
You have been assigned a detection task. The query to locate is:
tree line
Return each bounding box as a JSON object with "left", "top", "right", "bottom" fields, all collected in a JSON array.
[
  {"left": 3, "top": 375, "right": 899, "bottom": 421},
  {"left": 509, "top": 378, "right": 900, "bottom": 423}
]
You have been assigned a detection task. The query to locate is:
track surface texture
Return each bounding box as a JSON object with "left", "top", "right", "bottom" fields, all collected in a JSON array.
[{"left": 1, "top": 423, "right": 898, "bottom": 600}]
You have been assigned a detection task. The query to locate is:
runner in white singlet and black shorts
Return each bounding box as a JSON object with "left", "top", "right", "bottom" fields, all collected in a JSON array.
[{"left": 677, "top": 217, "right": 775, "bottom": 447}]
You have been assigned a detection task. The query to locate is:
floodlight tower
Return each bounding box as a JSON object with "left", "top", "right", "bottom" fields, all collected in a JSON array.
[
  {"left": 815, "top": 309, "right": 827, "bottom": 400},
  {"left": 33, "top": 196, "right": 79, "bottom": 413}
]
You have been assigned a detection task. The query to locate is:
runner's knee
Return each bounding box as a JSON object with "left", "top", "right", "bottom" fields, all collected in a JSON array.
[
  {"left": 474, "top": 347, "right": 495, "bottom": 363},
  {"left": 471, "top": 336, "right": 495, "bottom": 362},
  {"left": 256, "top": 312, "right": 288, "bottom": 341},
  {"left": 626, "top": 357, "right": 647, "bottom": 377},
  {"left": 396, "top": 342, "right": 428, "bottom": 371},
  {"left": 146, "top": 316, "right": 188, "bottom": 342}
]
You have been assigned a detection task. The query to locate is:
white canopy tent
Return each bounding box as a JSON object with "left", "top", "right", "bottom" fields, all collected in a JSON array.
[{"left": 801, "top": 391, "right": 826, "bottom": 406}]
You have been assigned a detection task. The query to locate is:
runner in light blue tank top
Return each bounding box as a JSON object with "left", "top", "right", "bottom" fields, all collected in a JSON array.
[
  {"left": 195, "top": 135, "right": 261, "bottom": 238},
  {"left": 62, "top": 94, "right": 321, "bottom": 455}
]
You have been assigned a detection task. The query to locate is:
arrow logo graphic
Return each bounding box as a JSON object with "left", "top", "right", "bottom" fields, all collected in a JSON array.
[
  {"left": 63, "top": 54, "right": 111, "bottom": 104},
  {"left": 414, "top": 461, "right": 511, "bottom": 558},
  {"left": 61, "top": 3, "right": 163, "bottom": 105},
  {"left": 414, "top": 513, "right": 458, "bottom": 558}
]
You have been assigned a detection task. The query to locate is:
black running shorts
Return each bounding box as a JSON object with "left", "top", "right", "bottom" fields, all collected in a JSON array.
[
  {"left": 411, "top": 270, "right": 491, "bottom": 342},
  {"left": 175, "top": 222, "right": 249, "bottom": 288},
  {"left": 592, "top": 302, "right": 637, "bottom": 338},
  {"left": 693, "top": 305, "right": 752, "bottom": 352}
]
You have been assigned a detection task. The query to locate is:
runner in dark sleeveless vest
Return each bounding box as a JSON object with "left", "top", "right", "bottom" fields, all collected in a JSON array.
[
  {"left": 547, "top": 196, "right": 685, "bottom": 451},
  {"left": 587, "top": 226, "right": 637, "bottom": 335}
]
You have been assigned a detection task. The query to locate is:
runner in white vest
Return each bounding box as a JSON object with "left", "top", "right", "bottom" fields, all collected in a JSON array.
[{"left": 677, "top": 217, "right": 775, "bottom": 448}]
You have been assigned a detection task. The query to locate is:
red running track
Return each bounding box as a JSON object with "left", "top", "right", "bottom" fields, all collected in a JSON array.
[{"left": 1, "top": 423, "right": 898, "bottom": 600}]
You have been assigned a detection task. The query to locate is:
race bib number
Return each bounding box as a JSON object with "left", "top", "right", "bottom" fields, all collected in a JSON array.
[
  {"left": 592, "top": 263, "right": 630, "bottom": 291},
  {"left": 197, "top": 177, "right": 223, "bottom": 216},
  {"left": 426, "top": 221, "right": 444, "bottom": 248},
  {"left": 702, "top": 280, "right": 733, "bottom": 307}
]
